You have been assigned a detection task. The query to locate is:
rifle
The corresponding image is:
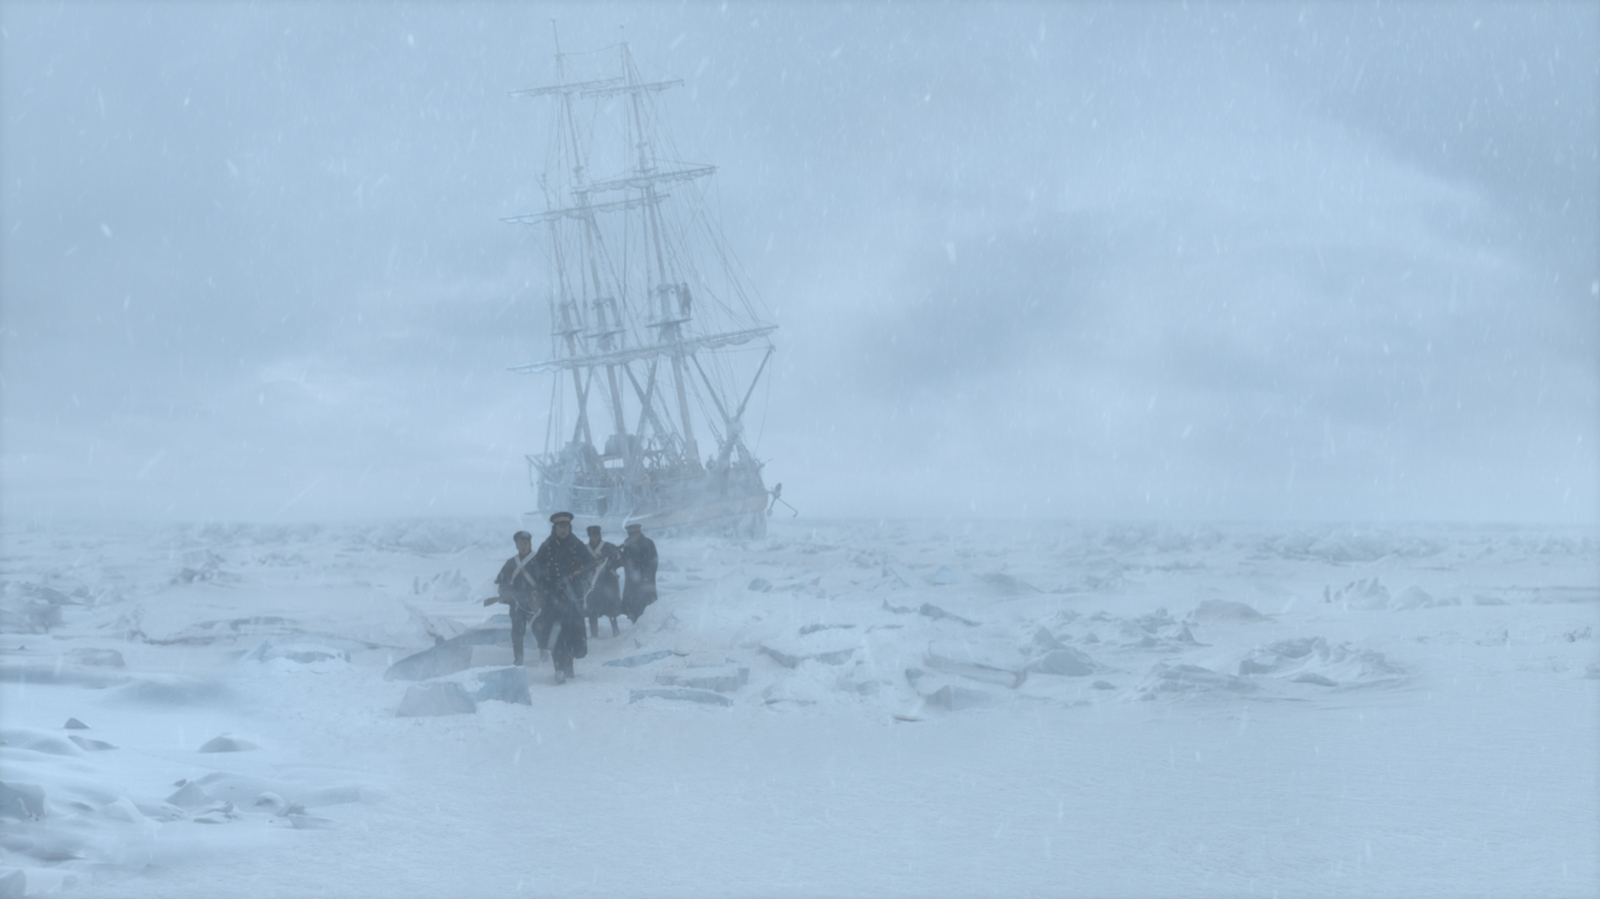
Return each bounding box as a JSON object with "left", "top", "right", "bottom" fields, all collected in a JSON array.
[
  {"left": 571, "top": 539, "right": 631, "bottom": 603},
  {"left": 482, "top": 594, "right": 537, "bottom": 608},
  {"left": 513, "top": 539, "right": 629, "bottom": 609},
  {"left": 484, "top": 551, "right": 542, "bottom": 607},
  {"left": 489, "top": 538, "right": 631, "bottom": 609}
]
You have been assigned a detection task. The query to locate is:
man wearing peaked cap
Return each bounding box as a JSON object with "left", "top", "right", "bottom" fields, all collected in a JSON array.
[
  {"left": 489, "top": 530, "right": 539, "bottom": 666},
  {"left": 619, "top": 522, "right": 659, "bottom": 624},
  {"left": 583, "top": 525, "right": 624, "bottom": 638},
  {"left": 531, "top": 511, "right": 589, "bottom": 683}
]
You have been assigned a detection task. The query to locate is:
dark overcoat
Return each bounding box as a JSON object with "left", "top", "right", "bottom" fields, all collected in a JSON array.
[
  {"left": 494, "top": 550, "right": 540, "bottom": 661},
  {"left": 532, "top": 531, "right": 591, "bottom": 660},
  {"left": 583, "top": 540, "right": 623, "bottom": 620},
  {"left": 619, "top": 533, "right": 659, "bottom": 621}
]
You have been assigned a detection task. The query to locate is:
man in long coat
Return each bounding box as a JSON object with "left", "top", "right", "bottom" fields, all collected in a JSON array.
[
  {"left": 618, "top": 522, "right": 659, "bottom": 623},
  {"left": 582, "top": 525, "right": 624, "bottom": 638},
  {"left": 531, "top": 511, "right": 591, "bottom": 683}
]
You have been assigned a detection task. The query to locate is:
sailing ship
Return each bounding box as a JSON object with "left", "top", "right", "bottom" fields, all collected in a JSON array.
[{"left": 504, "top": 37, "right": 778, "bottom": 538}]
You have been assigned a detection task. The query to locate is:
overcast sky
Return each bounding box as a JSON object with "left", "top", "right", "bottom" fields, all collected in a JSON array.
[{"left": 2, "top": 1, "right": 1595, "bottom": 525}]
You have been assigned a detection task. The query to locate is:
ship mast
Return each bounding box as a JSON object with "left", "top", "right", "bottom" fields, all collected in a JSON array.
[
  {"left": 503, "top": 32, "right": 777, "bottom": 533},
  {"left": 621, "top": 41, "right": 699, "bottom": 465}
]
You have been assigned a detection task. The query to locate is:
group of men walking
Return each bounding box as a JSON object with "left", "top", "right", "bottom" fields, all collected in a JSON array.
[{"left": 490, "top": 512, "right": 658, "bottom": 684}]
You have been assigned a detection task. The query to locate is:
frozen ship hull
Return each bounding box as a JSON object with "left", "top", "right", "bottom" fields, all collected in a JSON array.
[{"left": 532, "top": 458, "right": 770, "bottom": 538}]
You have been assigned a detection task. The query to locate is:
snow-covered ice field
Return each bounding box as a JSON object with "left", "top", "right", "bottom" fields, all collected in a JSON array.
[{"left": 2, "top": 517, "right": 1596, "bottom": 898}]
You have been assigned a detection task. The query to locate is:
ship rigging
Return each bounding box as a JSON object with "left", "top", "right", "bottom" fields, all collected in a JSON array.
[{"left": 504, "top": 36, "right": 778, "bottom": 537}]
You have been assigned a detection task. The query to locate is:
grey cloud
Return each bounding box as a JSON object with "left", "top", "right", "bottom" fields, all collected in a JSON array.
[{"left": 2, "top": 1, "right": 1593, "bottom": 524}]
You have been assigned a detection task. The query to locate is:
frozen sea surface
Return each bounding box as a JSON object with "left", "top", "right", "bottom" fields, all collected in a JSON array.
[{"left": 2, "top": 518, "right": 1596, "bottom": 898}]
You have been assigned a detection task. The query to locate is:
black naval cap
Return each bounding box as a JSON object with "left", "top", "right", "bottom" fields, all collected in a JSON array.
[
  {"left": 586, "top": 525, "right": 602, "bottom": 535},
  {"left": 513, "top": 530, "right": 532, "bottom": 541},
  {"left": 624, "top": 522, "right": 643, "bottom": 532},
  {"left": 550, "top": 511, "right": 575, "bottom": 524}
]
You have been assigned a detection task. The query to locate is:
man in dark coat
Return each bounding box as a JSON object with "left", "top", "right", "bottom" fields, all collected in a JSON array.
[
  {"left": 531, "top": 511, "right": 591, "bottom": 683},
  {"left": 488, "top": 530, "right": 539, "bottom": 666},
  {"left": 582, "top": 525, "right": 624, "bottom": 638},
  {"left": 618, "top": 522, "right": 659, "bottom": 623}
]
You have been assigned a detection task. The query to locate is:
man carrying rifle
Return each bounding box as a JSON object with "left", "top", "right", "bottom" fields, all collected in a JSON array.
[
  {"left": 530, "top": 511, "right": 590, "bottom": 683},
  {"left": 488, "top": 530, "right": 539, "bottom": 666},
  {"left": 584, "top": 525, "right": 625, "bottom": 638}
]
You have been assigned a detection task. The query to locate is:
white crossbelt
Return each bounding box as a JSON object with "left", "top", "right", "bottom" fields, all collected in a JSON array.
[{"left": 511, "top": 553, "right": 536, "bottom": 590}]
